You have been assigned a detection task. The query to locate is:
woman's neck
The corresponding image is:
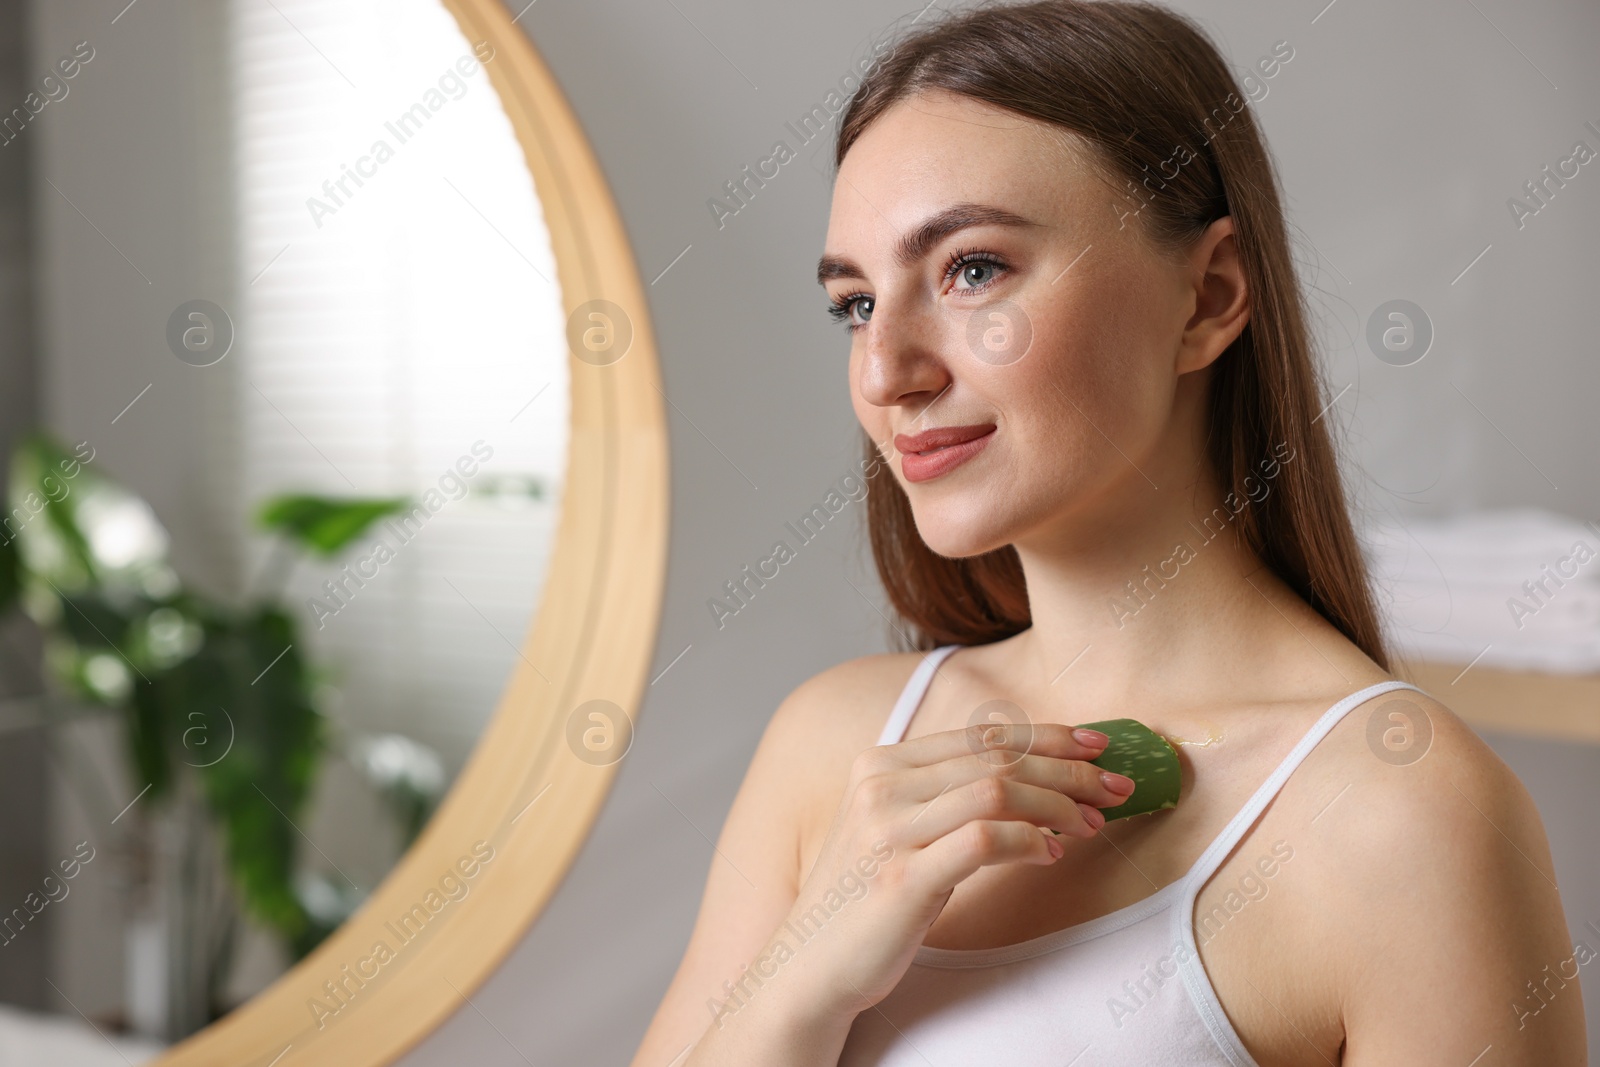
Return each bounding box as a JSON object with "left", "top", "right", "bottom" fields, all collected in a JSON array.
[{"left": 1003, "top": 483, "right": 1329, "bottom": 710}]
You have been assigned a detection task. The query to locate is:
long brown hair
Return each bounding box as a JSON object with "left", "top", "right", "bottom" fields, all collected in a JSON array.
[{"left": 836, "top": 0, "right": 1390, "bottom": 670}]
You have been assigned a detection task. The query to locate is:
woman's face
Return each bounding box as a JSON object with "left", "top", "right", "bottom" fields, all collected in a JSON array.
[{"left": 820, "top": 90, "right": 1242, "bottom": 559}]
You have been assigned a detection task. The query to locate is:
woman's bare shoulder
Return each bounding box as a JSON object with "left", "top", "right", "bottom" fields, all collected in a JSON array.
[
  {"left": 1313, "top": 682, "right": 1536, "bottom": 845},
  {"left": 1299, "top": 682, "right": 1548, "bottom": 896},
  {"left": 1287, "top": 684, "right": 1583, "bottom": 1060},
  {"left": 766, "top": 650, "right": 930, "bottom": 770}
]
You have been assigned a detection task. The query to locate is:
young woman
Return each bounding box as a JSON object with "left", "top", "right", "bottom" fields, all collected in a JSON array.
[{"left": 632, "top": 3, "right": 1586, "bottom": 1064}]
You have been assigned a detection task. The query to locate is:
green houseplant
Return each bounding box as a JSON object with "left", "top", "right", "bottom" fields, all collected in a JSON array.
[{"left": 0, "top": 432, "right": 446, "bottom": 1039}]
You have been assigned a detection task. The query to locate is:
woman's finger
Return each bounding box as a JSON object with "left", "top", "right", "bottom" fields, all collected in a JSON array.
[
  {"left": 909, "top": 818, "right": 1066, "bottom": 890},
  {"left": 871, "top": 720, "right": 1110, "bottom": 770},
  {"left": 902, "top": 749, "right": 1135, "bottom": 810},
  {"left": 887, "top": 774, "right": 1108, "bottom": 847}
]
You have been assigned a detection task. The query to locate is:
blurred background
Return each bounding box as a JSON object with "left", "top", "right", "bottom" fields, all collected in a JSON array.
[{"left": 0, "top": 0, "right": 1597, "bottom": 1063}]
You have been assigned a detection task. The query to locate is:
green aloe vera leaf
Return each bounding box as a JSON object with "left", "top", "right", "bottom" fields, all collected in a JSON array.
[{"left": 1076, "top": 717, "right": 1182, "bottom": 822}]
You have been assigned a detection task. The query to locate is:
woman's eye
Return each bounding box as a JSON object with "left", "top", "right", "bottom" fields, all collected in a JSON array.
[
  {"left": 955, "top": 261, "right": 998, "bottom": 289},
  {"left": 827, "top": 293, "right": 873, "bottom": 331},
  {"left": 942, "top": 250, "right": 1007, "bottom": 292}
]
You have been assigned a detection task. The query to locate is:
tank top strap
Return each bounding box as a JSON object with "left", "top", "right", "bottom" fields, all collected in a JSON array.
[
  {"left": 875, "top": 645, "right": 963, "bottom": 746},
  {"left": 1178, "top": 678, "right": 1429, "bottom": 892}
]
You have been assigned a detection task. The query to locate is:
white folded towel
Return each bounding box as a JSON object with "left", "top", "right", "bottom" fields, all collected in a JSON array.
[{"left": 1359, "top": 508, "right": 1600, "bottom": 673}]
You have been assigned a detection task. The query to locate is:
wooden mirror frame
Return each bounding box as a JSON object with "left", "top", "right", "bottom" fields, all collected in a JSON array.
[{"left": 155, "top": 2, "right": 669, "bottom": 1062}]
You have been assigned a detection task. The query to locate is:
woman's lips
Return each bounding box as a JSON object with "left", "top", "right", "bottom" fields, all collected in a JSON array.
[{"left": 893, "top": 423, "right": 996, "bottom": 483}]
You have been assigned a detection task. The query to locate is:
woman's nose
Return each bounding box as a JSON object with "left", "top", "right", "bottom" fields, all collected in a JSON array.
[{"left": 854, "top": 298, "right": 952, "bottom": 410}]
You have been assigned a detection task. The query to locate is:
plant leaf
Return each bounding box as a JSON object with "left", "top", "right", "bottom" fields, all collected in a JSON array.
[
  {"left": 256, "top": 495, "right": 412, "bottom": 557},
  {"left": 188, "top": 606, "right": 331, "bottom": 954},
  {"left": 8, "top": 434, "right": 98, "bottom": 587}
]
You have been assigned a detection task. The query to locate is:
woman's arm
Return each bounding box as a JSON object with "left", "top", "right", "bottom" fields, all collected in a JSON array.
[
  {"left": 627, "top": 665, "right": 870, "bottom": 1067},
  {"left": 1337, "top": 699, "right": 1587, "bottom": 1065},
  {"left": 629, "top": 654, "right": 1123, "bottom": 1066}
]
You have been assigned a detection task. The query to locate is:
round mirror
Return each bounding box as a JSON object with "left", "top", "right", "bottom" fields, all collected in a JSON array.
[{"left": 0, "top": 0, "right": 666, "bottom": 1063}]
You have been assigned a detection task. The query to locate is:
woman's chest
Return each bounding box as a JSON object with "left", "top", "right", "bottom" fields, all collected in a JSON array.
[
  {"left": 838, "top": 860, "right": 1342, "bottom": 1067},
  {"left": 1186, "top": 820, "right": 1347, "bottom": 1066},
  {"left": 806, "top": 729, "right": 1353, "bottom": 1065}
]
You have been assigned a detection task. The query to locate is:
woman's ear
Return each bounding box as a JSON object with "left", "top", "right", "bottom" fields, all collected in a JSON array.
[{"left": 1176, "top": 216, "right": 1249, "bottom": 375}]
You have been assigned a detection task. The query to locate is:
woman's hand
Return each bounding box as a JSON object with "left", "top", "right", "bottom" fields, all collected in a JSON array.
[{"left": 772, "top": 721, "right": 1136, "bottom": 1023}]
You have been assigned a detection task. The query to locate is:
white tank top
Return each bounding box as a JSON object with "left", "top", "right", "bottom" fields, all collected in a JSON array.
[{"left": 838, "top": 643, "right": 1426, "bottom": 1067}]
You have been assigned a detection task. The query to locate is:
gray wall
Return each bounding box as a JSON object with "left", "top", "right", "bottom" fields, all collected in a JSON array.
[{"left": 400, "top": 0, "right": 1600, "bottom": 1065}]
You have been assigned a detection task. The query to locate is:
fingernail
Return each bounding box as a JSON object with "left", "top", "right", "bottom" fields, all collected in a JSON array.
[
  {"left": 1102, "top": 771, "right": 1136, "bottom": 795},
  {"left": 1073, "top": 728, "right": 1109, "bottom": 748},
  {"left": 1045, "top": 833, "right": 1064, "bottom": 858},
  {"left": 1077, "top": 802, "right": 1105, "bottom": 830}
]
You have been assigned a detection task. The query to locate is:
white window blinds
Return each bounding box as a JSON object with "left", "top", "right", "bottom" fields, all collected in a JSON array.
[{"left": 230, "top": 0, "right": 568, "bottom": 768}]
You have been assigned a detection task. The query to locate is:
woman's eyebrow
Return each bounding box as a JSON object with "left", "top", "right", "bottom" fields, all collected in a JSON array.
[{"left": 816, "top": 202, "right": 1040, "bottom": 285}]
